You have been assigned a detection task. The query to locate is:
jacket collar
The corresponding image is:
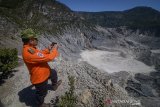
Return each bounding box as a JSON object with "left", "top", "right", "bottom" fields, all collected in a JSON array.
[{"left": 23, "top": 44, "right": 37, "bottom": 49}]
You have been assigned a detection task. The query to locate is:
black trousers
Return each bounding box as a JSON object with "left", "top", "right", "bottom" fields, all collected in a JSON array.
[{"left": 34, "top": 69, "right": 58, "bottom": 105}]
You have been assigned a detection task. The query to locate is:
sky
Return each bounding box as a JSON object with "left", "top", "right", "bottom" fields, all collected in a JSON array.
[{"left": 58, "top": 0, "right": 160, "bottom": 12}]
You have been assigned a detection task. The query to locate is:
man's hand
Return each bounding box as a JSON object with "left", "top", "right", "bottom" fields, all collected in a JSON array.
[
  {"left": 48, "top": 42, "right": 58, "bottom": 52},
  {"left": 53, "top": 44, "right": 58, "bottom": 50}
]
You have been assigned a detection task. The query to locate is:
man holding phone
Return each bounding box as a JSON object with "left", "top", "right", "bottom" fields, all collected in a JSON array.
[{"left": 21, "top": 29, "right": 62, "bottom": 107}]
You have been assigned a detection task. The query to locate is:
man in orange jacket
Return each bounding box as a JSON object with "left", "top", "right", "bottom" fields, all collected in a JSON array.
[{"left": 21, "top": 29, "right": 62, "bottom": 107}]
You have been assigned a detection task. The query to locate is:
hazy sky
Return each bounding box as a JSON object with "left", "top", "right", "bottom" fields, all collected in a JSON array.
[{"left": 58, "top": 0, "right": 160, "bottom": 12}]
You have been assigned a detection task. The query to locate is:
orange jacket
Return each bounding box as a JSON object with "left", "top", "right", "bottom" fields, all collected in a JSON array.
[{"left": 22, "top": 44, "right": 59, "bottom": 84}]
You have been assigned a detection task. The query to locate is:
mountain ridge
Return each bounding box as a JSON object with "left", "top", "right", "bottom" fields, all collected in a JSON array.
[
  {"left": 0, "top": 0, "right": 160, "bottom": 34},
  {"left": 78, "top": 6, "right": 160, "bottom": 37}
]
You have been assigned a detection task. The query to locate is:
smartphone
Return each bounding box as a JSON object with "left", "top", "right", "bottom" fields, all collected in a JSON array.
[{"left": 51, "top": 42, "right": 57, "bottom": 46}]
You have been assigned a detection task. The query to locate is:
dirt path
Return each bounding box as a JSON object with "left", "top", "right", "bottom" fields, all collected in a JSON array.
[{"left": 0, "top": 63, "right": 31, "bottom": 107}]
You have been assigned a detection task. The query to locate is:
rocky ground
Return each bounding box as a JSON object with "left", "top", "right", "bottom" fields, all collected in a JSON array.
[
  {"left": 0, "top": 56, "right": 138, "bottom": 107},
  {"left": 0, "top": 25, "right": 160, "bottom": 107},
  {"left": 0, "top": 48, "right": 160, "bottom": 107},
  {"left": 0, "top": 0, "right": 160, "bottom": 106}
]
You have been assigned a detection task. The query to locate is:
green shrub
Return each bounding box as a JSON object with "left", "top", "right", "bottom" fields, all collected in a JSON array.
[
  {"left": 0, "top": 48, "right": 18, "bottom": 78},
  {"left": 56, "top": 76, "right": 77, "bottom": 107}
]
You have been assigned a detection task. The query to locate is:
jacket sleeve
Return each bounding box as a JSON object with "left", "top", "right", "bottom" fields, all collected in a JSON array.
[
  {"left": 41, "top": 48, "right": 50, "bottom": 54},
  {"left": 41, "top": 48, "right": 59, "bottom": 56},
  {"left": 24, "top": 48, "right": 58, "bottom": 64}
]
